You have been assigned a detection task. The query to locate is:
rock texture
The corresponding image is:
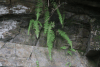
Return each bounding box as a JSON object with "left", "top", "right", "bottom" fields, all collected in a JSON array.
[
  {"left": 0, "top": 41, "right": 96, "bottom": 67},
  {"left": 0, "top": 0, "right": 100, "bottom": 67},
  {"left": 0, "top": 0, "right": 46, "bottom": 18}
]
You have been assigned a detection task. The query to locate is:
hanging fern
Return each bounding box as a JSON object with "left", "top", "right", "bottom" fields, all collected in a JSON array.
[
  {"left": 58, "top": 29, "right": 76, "bottom": 54},
  {"left": 33, "top": 20, "right": 40, "bottom": 38},
  {"left": 28, "top": 19, "right": 42, "bottom": 38},
  {"left": 58, "top": 29, "right": 72, "bottom": 48},
  {"left": 28, "top": 0, "right": 42, "bottom": 38},
  {"left": 28, "top": 19, "right": 34, "bottom": 35},
  {"left": 44, "top": 6, "right": 50, "bottom": 34},
  {"left": 53, "top": 2, "right": 65, "bottom": 28},
  {"left": 47, "top": 22, "right": 55, "bottom": 60},
  {"left": 35, "top": 0, "right": 43, "bottom": 20},
  {"left": 44, "top": 5, "right": 56, "bottom": 61},
  {"left": 28, "top": 0, "right": 76, "bottom": 61}
]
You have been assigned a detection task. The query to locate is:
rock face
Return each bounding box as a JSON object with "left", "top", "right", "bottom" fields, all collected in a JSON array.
[
  {"left": 0, "top": 41, "right": 96, "bottom": 67},
  {"left": 0, "top": 0, "right": 100, "bottom": 67},
  {"left": 85, "top": 19, "right": 100, "bottom": 58},
  {"left": 0, "top": 0, "right": 45, "bottom": 16},
  {"left": 0, "top": 4, "right": 30, "bottom": 15}
]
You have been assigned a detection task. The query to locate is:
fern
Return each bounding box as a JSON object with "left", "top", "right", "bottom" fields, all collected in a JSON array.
[
  {"left": 28, "top": 0, "right": 76, "bottom": 61},
  {"left": 34, "top": 0, "right": 43, "bottom": 38},
  {"left": 47, "top": 22, "right": 55, "bottom": 60},
  {"left": 36, "top": 60, "right": 39, "bottom": 67},
  {"left": 28, "top": 0, "right": 42, "bottom": 38},
  {"left": 58, "top": 29, "right": 76, "bottom": 56},
  {"left": 33, "top": 20, "right": 40, "bottom": 38},
  {"left": 58, "top": 29, "right": 72, "bottom": 48},
  {"left": 44, "top": 6, "right": 50, "bottom": 34},
  {"left": 66, "top": 62, "right": 71, "bottom": 67},
  {"left": 69, "top": 63, "right": 71, "bottom": 67},
  {"left": 28, "top": 19, "right": 42, "bottom": 38},
  {"left": 67, "top": 50, "right": 72, "bottom": 56},
  {"left": 60, "top": 46, "right": 66, "bottom": 49},
  {"left": 28, "top": 19, "right": 34, "bottom": 35},
  {"left": 57, "top": 8, "right": 63, "bottom": 25},
  {"left": 44, "top": 5, "right": 55, "bottom": 60},
  {"left": 53, "top": 3, "right": 65, "bottom": 28},
  {"left": 67, "top": 48, "right": 76, "bottom": 56},
  {"left": 70, "top": 48, "right": 76, "bottom": 52},
  {"left": 35, "top": 0, "right": 43, "bottom": 20}
]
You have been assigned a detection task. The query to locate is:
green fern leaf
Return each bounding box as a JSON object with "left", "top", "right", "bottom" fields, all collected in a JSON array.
[
  {"left": 58, "top": 29, "right": 72, "bottom": 48},
  {"left": 60, "top": 46, "right": 66, "bottom": 49},
  {"left": 70, "top": 48, "right": 76, "bottom": 52},
  {"left": 53, "top": 3, "right": 65, "bottom": 28},
  {"left": 66, "top": 62, "right": 69, "bottom": 66},
  {"left": 67, "top": 50, "right": 72, "bottom": 56},
  {"left": 44, "top": 6, "right": 50, "bottom": 34},
  {"left": 35, "top": 0, "right": 43, "bottom": 20},
  {"left": 66, "top": 62, "right": 71, "bottom": 67},
  {"left": 33, "top": 20, "right": 40, "bottom": 38},
  {"left": 69, "top": 63, "right": 71, "bottom": 67},
  {"left": 47, "top": 22, "right": 55, "bottom": 60},
  {"left": 57, "top": 8, "right": 63, "bottom": 24},
  {"left": 28, "top": 19, "right": 34, "bottom": 35}
]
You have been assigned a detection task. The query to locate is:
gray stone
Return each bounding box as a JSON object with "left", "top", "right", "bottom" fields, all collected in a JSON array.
[
  {"left": 0, "top": 20, "right": 19, "bottom": 42},
  {"left": 85, "top": 19, "right": 100, "bottom": 57},
  {"left": 0, "top": 43, "right": 96, "bottom": 67},
  {"left": 0, "top": 41, "right": 4, "bottom": 49},
  {"left": 0, "top": 0, "right": 46, "bottom": 16},
  {"left": 0, "top": 0, "right": 99, "bottom": 66},
  {"left": 16, "top": 44, "right": 33, "bottom": 58},
  {"left": 11, "top": 28, "right": 36, "bottom": 45}
]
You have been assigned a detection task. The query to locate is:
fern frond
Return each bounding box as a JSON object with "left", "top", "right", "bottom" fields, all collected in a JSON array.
[
  {"left": 70, "top": 48, "right": 76, "bottom": 52},
  {"left": 28, "top": 19, "right": 34, "bottom": 35},
  {"left": 35, "top": 0, "right": 43, "bottom": 20},
  {"left": 58, "top": 29, "right": 72, "bottom": 48},
  {"left": 47, "top": 22, "right": 55, "bottom": 60},
  {"left": 38, "top": 21, "right": 42, "bottom": 27},
  {"left": 47, "top": 30, "right": 55, "bottom": 60},
  {"left": 53, "top": 3, "right": 65, "bottom": 28},
  {"left": 57, "top": 8, "right": 63, "bottom": 24},
  {"left": 44, "top": 7, "right": 49, "bottom": 21},
  {"left": 33, "top": 20, "right": 40, "bottom": 38},
  {"left": 67, "top": 50, "right": 72, "bottom": 56},
  {"left": 44, "top": 6, "right": 50, "bottom": 34}
]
